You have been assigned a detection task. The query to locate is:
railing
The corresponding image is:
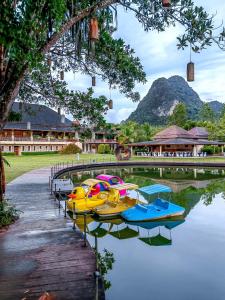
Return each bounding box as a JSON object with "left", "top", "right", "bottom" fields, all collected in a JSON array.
[
  {"left": 0, "top": 137, "right": 78, "bottom": 142},
  {"left": 136, "top": 151, "right": 208, "bottom": 157},
  {"left": 85, "top": 139, "right": 117, "bottom": 143},
  {"left": 0, "top": 136, "right": 12, "bottom": 141},
  {"left": 50, "top": 157, "right": 115, "bottom": 178}
]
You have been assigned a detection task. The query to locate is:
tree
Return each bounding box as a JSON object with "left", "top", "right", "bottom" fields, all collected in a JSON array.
[
  {"left": 169, "top": 102, "right": 187, "bottom": 127},
  {"left": 199, "top": 103, "right": 215, "bottom": 122},
  {"left": 117, "top": 121, "right": 161, "bottom": 144},
  {"left": 0, "top": 0, "right": 225, "bottom": 201}
]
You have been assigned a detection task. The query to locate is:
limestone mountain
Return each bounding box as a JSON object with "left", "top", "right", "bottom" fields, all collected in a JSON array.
[{"left": 127, "top": 75, "right": 223, "bottom": 125}]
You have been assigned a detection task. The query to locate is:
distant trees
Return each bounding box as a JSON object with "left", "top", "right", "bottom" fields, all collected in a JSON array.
[
  {"left": 168, "top": 103, "right": 187, "bottom": 127},
  {"left": 199, "top": 103, "right": 215, "bottom": 122},
  {"left": 117, "top": 121, "right": 160, "bottom": 144}
]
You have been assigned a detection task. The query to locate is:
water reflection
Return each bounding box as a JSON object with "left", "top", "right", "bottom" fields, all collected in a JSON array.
[{"left": 61, "top": 167, "right": 225, "bottom": 300}]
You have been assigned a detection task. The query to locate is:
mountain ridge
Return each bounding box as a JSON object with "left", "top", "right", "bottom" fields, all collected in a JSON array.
[{"left": 127, "top": 75, "right": 224, "bottom": 125}]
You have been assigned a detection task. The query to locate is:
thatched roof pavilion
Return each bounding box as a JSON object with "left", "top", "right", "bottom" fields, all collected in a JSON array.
[{"left": 128, "top": 125, "right": 225, "bottom": 156}]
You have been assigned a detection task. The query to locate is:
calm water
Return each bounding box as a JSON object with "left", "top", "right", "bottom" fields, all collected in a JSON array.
[{"left": 61, "top": 167, "right": 225, "bottom": 300}]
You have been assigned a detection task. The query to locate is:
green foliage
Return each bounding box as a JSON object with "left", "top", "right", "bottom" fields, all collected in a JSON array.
[
  {"left": 2, "top": 152, "right": 16, "bottom": 156},
  {"left": 0, "top": 200, "right": 20, "bottom": 228},
  {"left": 7, "top": 111, "right": 22, "bottom": 121},
  {"left": 97, "top": 144, "right": 110, "bottom": 154},
  {"left": 96, "top": 249, "right": 115, "bottom": 290},
  {"left": 169, "top": 103, "right": 187, "bottom": 127},
  {"left": 1, "top": 0, "right": 225, "bottom": 129},
  {"left": 201, "top": 145, "right": 222, "bottom": 154},
  {"left": 117, "top": 121, "right": 162, "bottom": 144},
  {"left": 22, "top": 151, "right": 59, "bottom": 155},
  {"left": 199, "top": 103, "right": 215, "bottom": 122},
  {"left": 60, "top": 144, "right": 82, "bottom": 154}
]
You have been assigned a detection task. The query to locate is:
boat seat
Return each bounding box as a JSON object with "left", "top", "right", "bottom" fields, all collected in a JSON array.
[
  {"left": 137, "top": 204, "right": 148, "bottom": 211},
  {"left": 154, "top": 198, "right": 169, "bottom": 210}
]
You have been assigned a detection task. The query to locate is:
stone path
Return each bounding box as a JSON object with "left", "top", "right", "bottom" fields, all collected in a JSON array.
[{"left": 0, "top": 167, "right": 104, "bottom": 300}]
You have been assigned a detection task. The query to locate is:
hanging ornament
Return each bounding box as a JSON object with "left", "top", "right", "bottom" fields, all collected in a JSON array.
[
  {"left": 108, "top": 99, "right": 113, "bottom": 109},
  {"left": 187, "top": 62, "right": 194, "bottom": 82},
  {"left": 92, "top": 76, "right": 96, "bottom": 87},
  {"left": 162, "top": 0, "right": 171, "bottom": 7},
  {"left": 187, "top": 43, "right": 195, "bottom": 82},
  {"left": 90, "top": 18, "right": 99, "bottom": 41},
  {"left": 60, "top": 70, "right": 64, "bottom": 81}
]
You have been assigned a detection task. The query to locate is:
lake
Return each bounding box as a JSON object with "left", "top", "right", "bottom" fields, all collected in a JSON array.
[{"left": 61, "top": 166, "right": 225, "bottom": 300}]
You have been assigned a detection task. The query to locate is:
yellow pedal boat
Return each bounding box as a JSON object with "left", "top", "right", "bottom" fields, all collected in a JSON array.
[
  {"left": 94, "top": 183, "right": 139, "bottom": 218},
  {"left": 67, "top": 179, "right": 120, "bottom": 213}
]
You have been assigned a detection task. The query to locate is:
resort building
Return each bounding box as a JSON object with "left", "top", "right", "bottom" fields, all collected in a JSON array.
[
  {"left": 129, "top": 125, "right": 225, "bottom": 157},
  {"left": 0, "top": 103, "right": 118, "bottom": 155}
]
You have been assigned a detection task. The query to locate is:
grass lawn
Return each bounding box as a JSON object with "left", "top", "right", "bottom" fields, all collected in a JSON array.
[
  {"left": 5, "top": 153, "right": 116, "bottom": 183},
  {"left": 4, "top": 153, "right": 225, "bottom": 183}
]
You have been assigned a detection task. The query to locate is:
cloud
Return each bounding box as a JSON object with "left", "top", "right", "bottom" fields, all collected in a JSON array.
[{"left": 105, "top": 107, "right": 135, "bottom": 123}]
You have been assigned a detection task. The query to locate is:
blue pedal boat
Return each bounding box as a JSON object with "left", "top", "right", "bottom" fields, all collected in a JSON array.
[{"left": 121, "top": 184, "right": 185, "bottom": 222}]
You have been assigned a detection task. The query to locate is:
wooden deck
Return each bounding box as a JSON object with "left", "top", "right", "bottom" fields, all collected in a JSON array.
[{"left": 0, "top": 168, "right": 104, "bottom": 300}]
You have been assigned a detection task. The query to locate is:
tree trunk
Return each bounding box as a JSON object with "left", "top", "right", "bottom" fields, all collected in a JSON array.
[
  {"left": 0, "top": 0, "right": 118, "bottom": 201},
  {"left": 0, "top": 148, "right": 4, "bottom": 202}
]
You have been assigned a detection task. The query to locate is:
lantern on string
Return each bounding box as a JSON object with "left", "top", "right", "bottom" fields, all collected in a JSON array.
[
  {"left": 187, "top": 44, "right": 194, "bottom": 82},
  {"left": 187, "top": 62, "right": 194, "bottom": 82},
  {"left": 89, "top": 17, "right": 99, "bottom": 57},
  {"left": 90, "top": 18, "right": 99, "bottom": 41},
  {"left": 60, "top": 70, "right": 64, "bottom": 81},
  {"left": 162, "top": 0, "right": 171, "bottom": 7},
  {"left": 108, "top": 99, "right": 113, "bottom": 109},
  {"left": 92, "top": 76, "right": 96, "bottom": 87}
]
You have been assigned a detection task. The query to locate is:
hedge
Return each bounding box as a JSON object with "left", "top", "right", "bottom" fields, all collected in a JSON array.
[
  {"left": 2, "top": 152, "right": 16, "bottom": 156},
  {"left": 21, "top": 151, "right": 59, "bottom": 156}
]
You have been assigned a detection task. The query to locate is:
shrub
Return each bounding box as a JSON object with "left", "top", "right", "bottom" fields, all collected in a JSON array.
[
  {"left": 2, "top": 152, "right": 16, "bottom": 156},
  {"left": 97, "top": 144, "right": 111, "bottom": 154},
  {"left": 0, "top": 200, "right": 20, "bottom": 228},
  {"left": 60, "top": 143, "right": 82, "bottom": 154},
  {"left": 201, "top": 145, "right": 222, "bottom": 154},
  {"left": 22, "top": 151, "right": 59, "bottom": 155}
]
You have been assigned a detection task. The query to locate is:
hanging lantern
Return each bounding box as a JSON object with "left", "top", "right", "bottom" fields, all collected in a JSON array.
[
  {"left": 187, "top": 62, "right": 195, "bottom": 82},
  {"left": 60, "top": 70, "right": 64, "bottom": 81},
  {"left": 90, "top": 18, "right": 99, "bottom": 41},
  {"left": 92, "top": 76, "right": 96, "bottom": 87},
  {"left": 108, "top": 99, "right": 113, "bottom": 109},
  {"left": 162, "top": 0, "right": 171, "bottom": 7}
]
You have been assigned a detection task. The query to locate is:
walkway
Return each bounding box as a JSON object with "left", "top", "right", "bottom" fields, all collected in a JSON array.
[{"left": 0, "top": 167, "right": 103, "bottom": 300}]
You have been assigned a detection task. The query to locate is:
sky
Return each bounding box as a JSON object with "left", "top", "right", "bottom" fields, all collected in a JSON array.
[{"left": 66, "top": 0, "right": 225, "bottom": 124}]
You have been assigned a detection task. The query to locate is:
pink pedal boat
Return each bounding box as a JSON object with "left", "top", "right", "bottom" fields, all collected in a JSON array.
[{"left": 96, "top": 174, "right": 126, "bottom": 196}]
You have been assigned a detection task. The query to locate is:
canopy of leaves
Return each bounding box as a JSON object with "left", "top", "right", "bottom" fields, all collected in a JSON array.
[
  {"left": 1, "top": 0, "right": 225, "bottom": 128},
  {"left": 168, "top": 102, "right": 187, "bottom": 127},
  {"left": 117, "top": 121, "right": 161, "bottom": 144}
]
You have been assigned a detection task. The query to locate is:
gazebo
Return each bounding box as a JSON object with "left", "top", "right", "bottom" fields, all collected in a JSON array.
[{"left": 129, "top": 125, "right": 225, "bottom": 157}]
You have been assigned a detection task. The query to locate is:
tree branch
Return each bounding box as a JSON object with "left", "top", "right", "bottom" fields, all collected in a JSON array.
[{"left": 40, "top": 0, "right": 118, "bottom": 55}]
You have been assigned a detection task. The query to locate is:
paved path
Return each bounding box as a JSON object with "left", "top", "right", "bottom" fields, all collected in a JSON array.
[{"left": 0, "top": 168, "right": 103, "bottom": 300}]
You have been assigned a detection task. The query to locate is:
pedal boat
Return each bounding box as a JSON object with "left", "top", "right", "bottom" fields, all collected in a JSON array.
[
  {"left": 93, "top": 183, "right": 139, "bottom": 218},
  {"left": 121, "top": 184, "right": 185, "bottom": 222},
  {"left": 67, "top": 179, "right": 120, "bottom": 213},
  {"left": 96, "top": 174, "right": 126, "bottom": 196}
]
